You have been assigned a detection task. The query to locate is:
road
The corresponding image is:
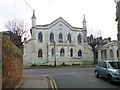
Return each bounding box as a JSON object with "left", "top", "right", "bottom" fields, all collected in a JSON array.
[{"left": 23, "top": 67, "right": 120, "bottom": 88}]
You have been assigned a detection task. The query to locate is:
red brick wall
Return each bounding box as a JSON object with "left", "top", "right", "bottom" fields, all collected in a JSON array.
[{"left": 2, "top": 34, "right": 22, "bottom": 88}]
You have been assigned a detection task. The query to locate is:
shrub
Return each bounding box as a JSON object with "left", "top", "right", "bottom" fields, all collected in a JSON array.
[
  {"left": 31, "top": 64, "right": 37, "bottom": 67},
  {"left": 72, "top": 63, "right": 81, "bottom": 66}
]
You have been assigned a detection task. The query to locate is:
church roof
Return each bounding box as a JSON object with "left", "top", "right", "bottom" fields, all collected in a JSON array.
[{"left": 36, "top": 17, "right": 83, "bottom": 30}]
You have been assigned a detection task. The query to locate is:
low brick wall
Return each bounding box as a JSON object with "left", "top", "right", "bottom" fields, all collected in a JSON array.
[{"left": 2, "top": 33, "right": 22, "bottom": 88}]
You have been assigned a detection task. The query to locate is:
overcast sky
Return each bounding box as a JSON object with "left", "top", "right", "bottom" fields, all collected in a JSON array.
[{"left": 0, "top": 0, "right": 117, "bottom": 40}]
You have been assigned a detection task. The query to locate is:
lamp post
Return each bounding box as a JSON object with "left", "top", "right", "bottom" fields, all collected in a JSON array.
[{"left": 53, "top": 41, "right": 56, "bottom": 67}]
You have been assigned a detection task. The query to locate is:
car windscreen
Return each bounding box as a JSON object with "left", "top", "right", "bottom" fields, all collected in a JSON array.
[{"left": 109, "top": 62, "right": 120, "bottom": 69}]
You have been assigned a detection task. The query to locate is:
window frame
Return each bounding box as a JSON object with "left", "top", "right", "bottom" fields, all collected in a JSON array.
[
  {"left": 38, "top": 32, "right": 43, "bottom": 42},
  {"left": 38, "top": 49, "right": 43, "bottom": 58},
  {"left": 59, "top": 33, "right": 63, "bottom": 43},
  {"left": 68, "top": 33, "right": 71, "bottom": 43},
  {"left": 60, "top": 48, "right": 65, "bottom": 57},
  {"left": 78, "top": 34, "right": 82, "bottom": 43},
  {"left": 78, "top": 50, "right": 82, "bottom": 57},
  {"left": 50, "top": 33, "right": 54, "bottom": 43}
]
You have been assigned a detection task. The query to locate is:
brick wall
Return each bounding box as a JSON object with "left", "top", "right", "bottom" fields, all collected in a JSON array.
[{"left": 2, "top": 33, "right": 22, "bottom": 88}]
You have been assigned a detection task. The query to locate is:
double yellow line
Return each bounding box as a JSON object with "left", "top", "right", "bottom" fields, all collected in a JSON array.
[
  {"left": 49, "top": 76, "right": 58, "bottom": 90},
  {"left": 41, "top": 75, "right": 58, "bottom": 90}
]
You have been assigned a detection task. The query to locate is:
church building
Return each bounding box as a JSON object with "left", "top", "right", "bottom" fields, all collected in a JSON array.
[{"left": 23, "top": 11, "right": 93, "bottom": 66}]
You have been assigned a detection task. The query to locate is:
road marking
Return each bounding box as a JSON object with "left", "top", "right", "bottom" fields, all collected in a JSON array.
[
  {"left": 41, "top": 74, "right": 58, "bottom": 90},
  {"left": 50, "top": 80, "right": 54, "bottom": 90},
  {"left": 49, "top": 76, "right": 58, "bottom": 90}
]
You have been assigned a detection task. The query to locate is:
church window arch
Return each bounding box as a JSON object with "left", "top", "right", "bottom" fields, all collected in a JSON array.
[
  {"left": 78, "top": 50, "right": 82, "bottom": 57},
  {"left": 60, "top": 48, "right": 65, "bottom": 57},
  {"left": 38, "top": 32, "right": 43, "bottom": 42},
  {"left": 68, "top": 33, "right": 71, "bottom": 43},
  {"left": 70, "top": 48, "right": 73, "bottom": 57},
  {"left": 78, "top": 34, "right": 82, "bottom": 43},
  {"left": 59, "top": 33, "right": 63, "bottom": 43},
  {"left": 117, "top": 49, "right": 119, "bottom": 57},
  {"left": 38, "top": 49, "right": 43, "bottom": 57},
  {"left": 50, "top": 33, "right": 54, "bottom": 43}
]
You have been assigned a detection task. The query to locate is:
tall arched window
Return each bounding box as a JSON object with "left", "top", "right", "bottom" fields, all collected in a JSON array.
[
  {"left": 70, "top": 48, "right": 73, "bottom": 57},
  {"left": 110, "top": 49, "right": 113, "bottom": 58},
  {"left": 38, "top": 49, "right": 43, "bottom": 57},
  {"left": 59, "top": 33, "right": 63, "bottom": 43},
  {"left": 68, "top": 34, "right": 71, "bottom": 43},
  {"left": 117, "top": 49, "right": 119, "bottom": 57},
  {"left": 52, "top": 48, "right": 54, "bottom": 57},
  {"left": 38, "top": 32, "right": 43, "bottom": 42},
  {"left": 78, "top": 50, "right": 82, "bottom": 57},
  {"left": 50, "top": 33, "right": 54, "bottom": 43},
  {"left": 78, "top": 34, "right": 81, "bottom": 43},
  {"left": 60, "top": 48, "right": 64, "bottom": 57}
]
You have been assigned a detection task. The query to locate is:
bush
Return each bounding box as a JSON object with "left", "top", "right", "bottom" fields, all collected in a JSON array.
[
  {"left": 72, "top": 63, "right": 81, "bottom": 66},
  {"left": 59, "top": 62, "right": 71, "bottom": 66},
  {"left": 37, "top": 64, "right": 52, "bottom": 66},
  {"left": 31, "top": 64, "right": 37, "bottom": 67}
]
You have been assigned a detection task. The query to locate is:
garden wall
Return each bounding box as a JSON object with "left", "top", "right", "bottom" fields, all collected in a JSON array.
[{"left": 2, "top": 33, "right": 22, "bottom": 88}]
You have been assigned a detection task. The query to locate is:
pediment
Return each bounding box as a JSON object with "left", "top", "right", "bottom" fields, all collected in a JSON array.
[{"left": 36, "top": 17, "right": 82, "bottom": 31}]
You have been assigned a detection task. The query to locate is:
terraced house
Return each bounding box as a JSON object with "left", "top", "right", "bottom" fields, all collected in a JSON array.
[{"left": 23, "top": 10, "right": 93, "bottom": 66}]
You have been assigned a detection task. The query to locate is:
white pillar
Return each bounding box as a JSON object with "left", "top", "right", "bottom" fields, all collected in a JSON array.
[
  {"left": 113, "top": 46, "right": 116, "bottom": 60},
  {"left": 106, "top": 49, "right": 109, "bottom": 60},
  {"left": 98, "top": 50, "right": 102, "bottom": 61}
]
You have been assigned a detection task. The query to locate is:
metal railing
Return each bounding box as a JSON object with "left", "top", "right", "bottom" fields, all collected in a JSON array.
[{"left": 25, "top": 57, "right": 94, "bottom": 65}]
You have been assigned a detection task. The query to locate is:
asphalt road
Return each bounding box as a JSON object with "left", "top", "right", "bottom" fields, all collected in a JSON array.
[{"left": 23, "top": 67, "right": 120, "bottom": 88}]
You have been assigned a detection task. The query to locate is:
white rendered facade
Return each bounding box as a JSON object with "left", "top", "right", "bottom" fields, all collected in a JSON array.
[
  {"left": 98, "top": 41, "right": 118, "bottom": 61},
  {"left": 23, "top": 11, "right": 93, "bottom": 66}
]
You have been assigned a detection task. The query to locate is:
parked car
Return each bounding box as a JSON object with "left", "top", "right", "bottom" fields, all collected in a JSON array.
[{"left": 95, "top": 60, "right": 120, "bottom": 83}]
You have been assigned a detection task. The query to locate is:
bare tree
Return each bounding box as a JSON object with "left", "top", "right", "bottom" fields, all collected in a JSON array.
[
  {"left": 87, "top": 30, "right": 103, "bottom": 64},
  {"left": 5, "top": 19, "right": 30, "bottom": 42}
]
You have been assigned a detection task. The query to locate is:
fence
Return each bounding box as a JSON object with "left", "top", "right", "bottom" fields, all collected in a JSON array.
[{"left": 28, "top": 56, "right": 94, "bottom": 65}]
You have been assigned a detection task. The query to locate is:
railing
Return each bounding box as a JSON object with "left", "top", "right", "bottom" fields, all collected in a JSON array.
[{"left": 27, "top": 57, "right": 94, "bottom": 64}]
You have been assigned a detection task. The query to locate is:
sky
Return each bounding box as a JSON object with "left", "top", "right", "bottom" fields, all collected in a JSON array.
[{"left": 0, "top": 0, "right": 117, "bottom": 40}]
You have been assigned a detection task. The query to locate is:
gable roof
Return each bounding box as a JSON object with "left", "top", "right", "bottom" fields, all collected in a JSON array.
[{"left": 36, "top": 17, "right": 83, "bottom": 30}]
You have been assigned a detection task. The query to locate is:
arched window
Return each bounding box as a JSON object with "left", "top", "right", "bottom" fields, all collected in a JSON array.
[
  {"left": 68, "top": 34, "right": 71, "bottom": 43},
  {"left": 59, "top": 33, "right": 63, "bottom": 43},
  {"left": 52, "top": 48, "right": 54, "bottom": 57},
  {"left": 78, "top": 50, "right": 82, "bottom": 57},
  {"left": 117, "top": 49, "right": 119, "bottom": 57},
  {"left": 38, "top": 32, "right": 43, "bottom": 42},
  {"left": 110, "top": 50, "right": 113, "bottom": 58},
  {"left": 38, "top": 49, "right": 43, "bottom": 57},
  {"left": 50, "top": 33, "right": 54, "bottom": 43},
  {"left": 78, "top": 34, "right": 81, "bottom": 43},
  {"left": 70, "top": 48, "right": 73, "bottom": 57},
  {"left": 60, "top": 48, "right": 64, "bottom": 57}
]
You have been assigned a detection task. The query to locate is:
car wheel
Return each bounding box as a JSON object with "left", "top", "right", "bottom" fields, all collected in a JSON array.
[
  {"left": 95, "top": 71, "right": 99, "bottom": 77},
  {"left": 107, "top": 75, "right": 112, "bottom": 83}
]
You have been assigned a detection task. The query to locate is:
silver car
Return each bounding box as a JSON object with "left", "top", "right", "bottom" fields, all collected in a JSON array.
[{"left": 95, "top": 60, "right": 120, "bottom": 83}]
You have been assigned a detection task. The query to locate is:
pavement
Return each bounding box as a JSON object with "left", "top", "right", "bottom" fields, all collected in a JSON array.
[{"left": 16, "top": 74, "right": 58, "bottom": 89}]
